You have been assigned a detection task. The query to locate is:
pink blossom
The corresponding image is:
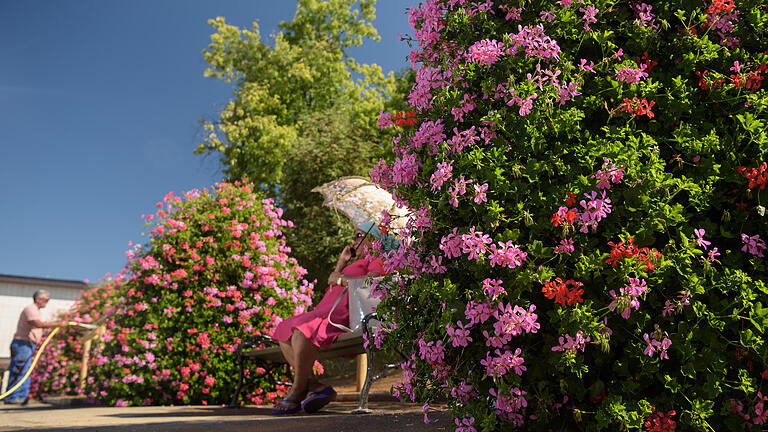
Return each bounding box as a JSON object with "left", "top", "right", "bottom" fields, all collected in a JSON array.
[
  {"left": 460, "top": 227, "right": 491, "bottom": 259},
  {"left": 518, "top": 93, "right": 537, "bottom": 116},
  {"left": 448, "top": 176, "right": 472, "bottom": 207},
  {"left": 493, "top": 303, "right": 539, "bottom": 337},
  {"left": 694, "top": 228, "right": 711, "bottom": 250},
  {"left": 447, "top": 126, "right": 479, "bottom": 153},
  {"left": 490, "top": 387, "right": 528, "bottom": 425},
  {"left": 643, "top": 326, "right": 672, "bottom": 360},
  {"left": 615, "top": 64, "right": 649, "bottom": 84},
  {"left": 465, "top": 300, "right": 493, "bottom": 325},
  {"left": 741, "top": 233, "right": 766, "bottom": 257},
  {"left": 480, "top": 348, "right": 526, "bottom": 377},
  {"left": 430, "top": 160, "right": 453, "bottom": 192},
  {"left": 510, "top": 24, "right": 561, "bottom": 60},
  {"left": 473, "top": 183, "right": 489, "bottom": 204},
  {"left": 578, "top": 190, "right": 612, "bottom": 232},
  {"left": 499, "top": 5, "right": 521, "bottom": 20},
  {"left": 540, "top": 10, "right": 555, "bottom": 22},
  {"left": 410, "top": 119, "right": 446, "bottom": 155},
  {"left": 377, "top": 110, "right": 394, "bottom": 129},
  {"left": 391, "top": 153, "right": 421, "bottom": 186},
  {"left": 643, "top": 333, "right": 657, "bottom": 357},
  {"left": 440, "top": 228, "right": 463, "bottom": 259},
  {"left": 454, "top": 415, "right": 477, "bottom": 432},
  {"left": 408, "top": 66, "right": 449, "bottom": 110},
  {"left": 708, "top": 247, "right": 721, "bottom": 262},
  {"left": 592, "top": 159, "right": 625, "bottom": 189},
  {"left": 451, "top": 93, "right": 477, "bottom": 122},
  {"left": 580, "top": 6, "right": 599, "bottom": 31},
  {"left": 578, "top": 58, "right": 596, "bottom": 73},
  {"left": 488, "top": 241, "right": 527, "bottom": 268},
  {"left": 482, "top": 278, "right": 505, "bottom": 298},
  {"left": 417, "top": 338, "right": 445, "bottom": 365},
  {"left": 608, "top": 285, "right": 642, "bottom": 320},
  {"left": 467, "top": 39, "right": 504, "bottom": 66},
  {"left": 552, "top": 330, "right": 590, "bottom": 353},
  {"left": 446, "top": 321, "right": 473, "bottom": 347},
  {"left": 632, "top": 2, "right": 658, "bottom": 29},
  {"left": 450, "top": 380, "right": 477, "bottom": 404},
  {"left": 554, "top": 238, "right": 574, "bottom": 254}
]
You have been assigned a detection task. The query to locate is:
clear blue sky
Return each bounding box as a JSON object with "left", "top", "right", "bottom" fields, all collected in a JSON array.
[{"left": 0, "top": 1, "right": 413, "bottom": 283}]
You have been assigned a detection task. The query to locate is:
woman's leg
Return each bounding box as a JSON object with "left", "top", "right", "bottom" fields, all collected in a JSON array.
[
  {"left": 283, "top": 329, "right": 319, "bottom": 399},
  {"left": 278, "top": 340, "right": 296, "bottom": 369}
]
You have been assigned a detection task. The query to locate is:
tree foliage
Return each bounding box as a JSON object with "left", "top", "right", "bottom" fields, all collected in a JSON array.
[
  {"left": 197, "top": 1, "right": 412, "bottom": 289},
  {"left": 197, "top": 0, "right": 396, "bottom": 191}
]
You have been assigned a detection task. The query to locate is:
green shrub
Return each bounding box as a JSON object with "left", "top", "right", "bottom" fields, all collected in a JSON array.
[{"left": 372, "top": 0, "right": 768, "bottom": 430}]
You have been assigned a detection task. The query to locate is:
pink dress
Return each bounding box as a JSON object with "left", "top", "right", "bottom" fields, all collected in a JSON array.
[{"left": 272, "top": 256, "right": 385, "bottom": 348}]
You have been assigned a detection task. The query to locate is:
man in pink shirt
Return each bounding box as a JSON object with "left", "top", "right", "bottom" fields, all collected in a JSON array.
[{"left": 4, "top": 290, "right": 62, "bottom": 405}]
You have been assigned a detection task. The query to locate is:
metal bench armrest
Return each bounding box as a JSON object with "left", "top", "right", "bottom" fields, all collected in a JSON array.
[{"left": 236, "top": 334, "right": 275, "bottom": 354}]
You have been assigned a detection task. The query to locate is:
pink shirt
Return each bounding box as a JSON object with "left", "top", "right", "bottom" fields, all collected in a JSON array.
[{"left": 13, "top": 304, "right": 43, "bottom": 344}]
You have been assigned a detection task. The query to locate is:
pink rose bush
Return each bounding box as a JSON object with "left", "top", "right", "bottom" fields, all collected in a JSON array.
[
  {"left": 373, "top": 0, "right": 768, "bottom": 430},
  {"left": 32, "top": 181, "right": 313, "bottom": 406}
]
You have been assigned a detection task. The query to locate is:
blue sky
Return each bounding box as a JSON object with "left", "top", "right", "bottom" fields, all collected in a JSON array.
[{"left": 0, "top": 1, "right": 413, "bottom": 283}]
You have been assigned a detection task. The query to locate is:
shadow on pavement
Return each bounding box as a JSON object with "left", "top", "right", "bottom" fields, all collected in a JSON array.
[
  {"left": 5, "top": 411, "right": 452, "bottom": 432},
  {"left": 102, "top": 406, "right": 275, "bottom": 418}
]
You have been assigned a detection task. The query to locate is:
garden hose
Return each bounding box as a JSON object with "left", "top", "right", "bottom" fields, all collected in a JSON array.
[{"left": 0, "top": 322, "right": 96, "bottom": 401}]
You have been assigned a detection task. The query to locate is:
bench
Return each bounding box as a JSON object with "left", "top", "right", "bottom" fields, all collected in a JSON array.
[{"left": 229, "top": 278, "right": 384, "bottom": 413}]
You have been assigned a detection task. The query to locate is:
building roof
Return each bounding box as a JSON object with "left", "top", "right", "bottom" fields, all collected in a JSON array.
[{"left": 0, "top": 273, "right": 90, "bottom": 289}]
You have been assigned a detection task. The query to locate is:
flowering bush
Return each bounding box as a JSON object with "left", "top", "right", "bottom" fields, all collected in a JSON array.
[
  {"left": 372, "top": 0, "right": 768, "bottom": 430},
  {"left": 30, "top": 276, "right": 123, "bottom": 399},
  {"left": 33, "top": 181, "right": 314, "bottom": 406}
]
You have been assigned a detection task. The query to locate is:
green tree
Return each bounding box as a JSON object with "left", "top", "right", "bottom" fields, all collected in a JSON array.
[
  {"left": 197, "top": 0, "right": 413, "bottom": 289},
  {"left": 282, "top": 69, "right": 414, "bottom": 293},
  {"left": 197, "top": 0, "right": 396, "bottom": 193},
  {"left": 281, "top": 105, "right": 380, "bottom": 295}
]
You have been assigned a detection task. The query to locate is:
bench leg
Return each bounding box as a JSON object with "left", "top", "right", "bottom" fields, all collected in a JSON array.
[
  {"left": 229, "top": 353, "right": 245, "bottom": 408},
  {"left": 352, "top": 344, "right": 375, "bottom": 414}
]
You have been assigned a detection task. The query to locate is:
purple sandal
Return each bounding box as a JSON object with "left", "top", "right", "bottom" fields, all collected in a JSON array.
[
  {"left": 301, "top": 386, "right": 337, "bottom": 413},
  {"left": 271, "top": 399, "right": 302, "bottom": 415}
]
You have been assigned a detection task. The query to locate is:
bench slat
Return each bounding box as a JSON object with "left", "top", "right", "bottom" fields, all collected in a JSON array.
[{"left": 242, "top": 336, "right": 365, "bottom": 364}]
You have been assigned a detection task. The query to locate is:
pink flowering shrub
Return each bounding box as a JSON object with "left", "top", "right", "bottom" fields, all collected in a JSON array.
[
  {"left": 37, "top": 181, "right": 313, "bottom": 406},
  {"left": 30, "top": 276, "right": 123, "bottom": 399},
  {"left": 372, "top": 1, "right": 768, "bottom": 430}
]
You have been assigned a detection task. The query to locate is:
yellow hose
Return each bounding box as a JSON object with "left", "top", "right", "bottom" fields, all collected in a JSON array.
[{"left": 0, "top": 327, "right": 60, "bottom": 401}]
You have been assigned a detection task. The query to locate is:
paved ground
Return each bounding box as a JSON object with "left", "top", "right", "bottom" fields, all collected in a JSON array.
[{"left": 0, "top": 399, "right": 451, "bottom": 432}]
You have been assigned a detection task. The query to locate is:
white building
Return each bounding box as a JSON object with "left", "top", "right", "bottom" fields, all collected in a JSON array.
[{"left": 0, "top": 274, "right": 88, "bottom": 360}]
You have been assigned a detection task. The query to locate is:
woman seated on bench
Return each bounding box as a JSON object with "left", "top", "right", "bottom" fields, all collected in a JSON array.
[{"left": 271, "top": 221, "right": 392, "bottom": 415}]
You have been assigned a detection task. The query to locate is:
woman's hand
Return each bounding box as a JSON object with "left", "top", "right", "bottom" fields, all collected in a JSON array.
[
  {"left": 328, "top": 271, "right": 342, "bottom": 287},
  {"left": 334, "top": 245, "right": 354, "bottom": 271},
  {"left": 327, "top": 271, "right": 349, "bottom": 287},
  {"left": 339, "top": 245, "right": 354, "bottom": 264}
]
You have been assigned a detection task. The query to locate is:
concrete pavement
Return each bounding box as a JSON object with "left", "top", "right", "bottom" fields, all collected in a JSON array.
[{"left": 1, "top": 399, "right": 451, "bottom": 432}]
